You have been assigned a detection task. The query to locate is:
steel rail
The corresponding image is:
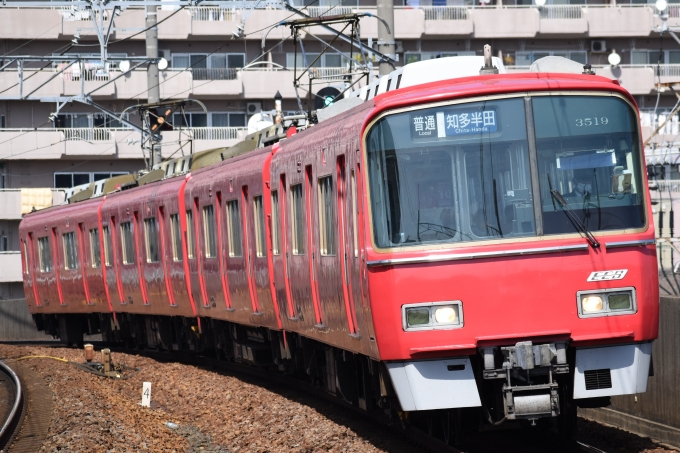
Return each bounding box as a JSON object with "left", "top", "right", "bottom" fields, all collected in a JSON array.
[{"left": 0, "top": 360, "right": 23, "bottom": 447}]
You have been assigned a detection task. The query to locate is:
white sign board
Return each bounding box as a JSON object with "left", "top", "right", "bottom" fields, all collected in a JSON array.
[{"left": 142, "top": 382, "right": 152, "bottom": 407}]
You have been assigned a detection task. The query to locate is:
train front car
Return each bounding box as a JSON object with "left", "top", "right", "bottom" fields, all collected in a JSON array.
[{"left": 363, "top": 74, "right": 658, "bottom": 432}]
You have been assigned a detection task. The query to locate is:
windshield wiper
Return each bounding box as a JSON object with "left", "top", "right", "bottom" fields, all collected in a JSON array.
[{"left": 547, "top": 174, "right": 600, "bottom": 248}]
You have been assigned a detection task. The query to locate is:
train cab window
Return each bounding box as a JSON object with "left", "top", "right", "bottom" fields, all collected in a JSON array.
[
  {"left": 144, "top": 218, "right": 160, "bottom": 263},
  {"left": 533, "top": 95, "right": 645, "bottom": 235},
  {"left": 318, "top": 176, "right": 336, "bottom": 256},
  {"left": 226, "top": 200, "right": 243, "bottom": 257},
  {"left": 89, "top": 228, "right": 101, "bottom": 268},
  {"left": 62, "top": 231, "right": 78, "bottom": 270},
  {"left": 22, "top": 240, "right": 29, "bottom": 274},
  {"left": 290, "top": 184, "right": 305, "bottom": 255},
  {"left": 103, "top": 225, "right": 113, "bottom": 266},
  {"left": 186, "top": 210, "right": 195, "bottom": 259},
  {"left": 170, "top": 214, "right": 182, "bottom": 261},
  {"left": 351, "top": 170, "right": 358, "bottom": 258},
  {"left": 253, "top": 196, "right": 266, "bottom": 257},
  {"left": 366, "top": 97, "right": 534, "bottom": 248},
  {"left": 120, "top": 221, "right": 135, "bottom": 264},
  {"left": 203, "top": 205, "right": 217, "bottom": 258},
  {"left": 38, "top": 236, "right": 52, "bottom": 272},
  {"left": 271, "top": 190, "right": 280, "bottom": 255}
]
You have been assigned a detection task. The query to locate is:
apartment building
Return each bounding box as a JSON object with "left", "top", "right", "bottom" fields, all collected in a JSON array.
[{"left": 1, "top": 0, "right": 680, "bottom": 297}]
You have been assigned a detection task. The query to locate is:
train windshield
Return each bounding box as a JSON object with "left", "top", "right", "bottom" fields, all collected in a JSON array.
[{"left": 365, "top": 95, "right": 645, "bottom": 249}]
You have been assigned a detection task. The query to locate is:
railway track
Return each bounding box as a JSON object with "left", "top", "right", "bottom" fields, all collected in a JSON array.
[{"left": 0, "top": 360, "right": 23, "bottom": 452}]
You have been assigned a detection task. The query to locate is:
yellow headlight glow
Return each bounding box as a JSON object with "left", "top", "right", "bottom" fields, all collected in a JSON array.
[
  {"left": 434, "top": 305, "right": 458, "bottom": 324},
  {"left": 582, "top": 295, "right": 604, "bottom": 313}
]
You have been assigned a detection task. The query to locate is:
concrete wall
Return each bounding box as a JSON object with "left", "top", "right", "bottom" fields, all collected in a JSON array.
[{"left": 0, "top": 298, "right": 52, "bottom": 340}]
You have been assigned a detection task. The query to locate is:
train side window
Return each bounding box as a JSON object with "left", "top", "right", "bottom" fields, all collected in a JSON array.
[
  {"left": 170, "top": 214, "right": 182, "bottom": 261},
  {"left": 103, "top": 225, "right": 113, "bottom": 266},
  {"left": 351, "top": 170, "right": 358, "bottom": 258},
  {"left": 271, "top": 190, "right": 280, "bottom": 255},
  {"left": 203, "top": 205, "right": 217, "bottom": 258},
  {"left": 22, "top": 240, "right": 29, "bottom": 274},
  {"left": 38, "top": 236, "right": 52, "bottom": 272},
  {"left": 186, "top": 210, "right": 195, "bottom": 259},
  {"left": 290, "top": 184, "right": 305, "bottom": 255},
  {"left": 253, "top": 195, "right": 266, "bottom": 257},
  {"left": 318, "top": 176, "right": 336, "bottom": 256},
  {"left": 144, "top": 218, "right": 160, "bottom": 263},
  {"left": 226, "top": 200, "right": 243, "bottom": 257},
  {"left": 120, "top": 221, "right": 135, "bottom": 264},
  {"left": 89, "top": 228, "right": 101, "bottom": 268},
  {"left": 62, "top": 232, "right": 78, "bottom": 270}
]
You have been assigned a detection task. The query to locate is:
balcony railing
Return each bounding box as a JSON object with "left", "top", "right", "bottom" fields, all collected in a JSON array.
[
  {"left": 189, "top": 127, "right": 247, "bottom": 140},
  {"left": 189, "top": 7, "right": 237, "bottom": 21},
  {"left": 59, "top": 128, "right": 120, "bottom": 141},
  {"left": 419, "top": 6, "right": 468, "bottom": 20},
  {"left": 305, "top": 5, "right": 355, "bottom": 16},
  {"left": 539, "top": 5, "right": 583, "bottom": 19},
  {"left": 308, "top": 67, "right": 349, "bottom": 80},
  {"left": 191, "top": 68, "right": 239, "bottom": 80}
]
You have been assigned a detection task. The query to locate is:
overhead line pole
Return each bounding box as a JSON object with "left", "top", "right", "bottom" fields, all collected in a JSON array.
[
  {"left": 146, "top": 3, "right": 162, "bottom": 168},
  {"left": 376, "top": 0, "right": 395, "bottom": 75}
]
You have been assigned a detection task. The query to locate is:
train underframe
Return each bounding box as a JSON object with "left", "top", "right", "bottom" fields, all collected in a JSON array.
[{"left": 32, "top": 312, "right": 613, "bottom": 444}]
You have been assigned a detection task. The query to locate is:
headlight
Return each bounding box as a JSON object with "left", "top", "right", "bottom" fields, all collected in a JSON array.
[
  {"left": 581, "top": 295, "right": 604, "bottom": 313},
  {"left": 608, "top": 293, "right": 632, "bottom": 310},
  {"left": 402, "top": 301, "right": 463, "bottom": 331},
  {"left": 406, "top": 308, "right": 430, "bottom": 327},
  {"left": 434, "top": 305, "right": 458, "bottom": 324},
  {"left": 577, "top": 288, "right": 636, "bottom": 318}
]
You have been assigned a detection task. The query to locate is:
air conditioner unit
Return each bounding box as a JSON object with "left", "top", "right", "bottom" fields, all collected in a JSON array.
[
  {"left": 247, "top": 102, "right": 262, "bottom": 115},
  {"left": 591, "top": 40, "right": 607, "bottom": 53}
]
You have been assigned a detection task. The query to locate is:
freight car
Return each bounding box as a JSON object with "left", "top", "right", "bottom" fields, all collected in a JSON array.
[{"left": 19, "top": 52, "right": 658, "bottom": 440}]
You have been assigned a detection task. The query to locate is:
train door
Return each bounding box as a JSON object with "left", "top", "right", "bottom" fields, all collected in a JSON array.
[
  {"left": 274, "top": 175, "right": 296, "bottom": 320},
  {"left": 51, "top": 227, "right": 65, "bottom": 305},
  {"left": 335, "top": 155, "right": 359, "bottom": 335},
  {"left": 76, "top": 223, "right": 93, "bottom": 305},
  {"left": 186, "top": 201, "right": 206, "bottom": 311},
  {"left": 242, "top": 186, "right": 261, "bottom": 314},
  {"left": 106, "top": 216, "right": 126, "bottom": 305},
  {"left": 349, "top": 149, "right": 376, "bottom": 341},
  {"left": 200, "top": 197, "right": 222, "bottom": 309},
  {"left": 287, "top": 171, "right": 317, "bottom": 325},
  {"left": 24, "top": 234, "right": 41, "bottom": 308},
  {"left": 141, "top": 209, "right": 166, "bottom": 306},
  {"left": 157, "top": 206, "right": 177, "bottom": 306},
  {"left": 215, "top": 192, "right": 233, "bottom": 310}
]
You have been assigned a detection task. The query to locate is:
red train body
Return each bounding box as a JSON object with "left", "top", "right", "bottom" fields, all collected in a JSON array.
[{"left": 19, "top": 68, "right": 659, "bottom": 433}]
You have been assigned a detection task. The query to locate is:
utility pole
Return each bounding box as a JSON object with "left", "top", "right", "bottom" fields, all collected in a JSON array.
[
  {"left": 146, "top": 4, "right": 162, "bottom": 167},
  {"left": 377, "top": 0, "right": 395, "bottom": 76}
]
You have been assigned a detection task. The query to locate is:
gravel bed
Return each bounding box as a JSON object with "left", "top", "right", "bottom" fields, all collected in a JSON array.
[
  {"left": 0, "top": 344, "right": 675, "bottom": 453},
  {"left": 0, "top": 345, "right": 403, "bottom": 453}
]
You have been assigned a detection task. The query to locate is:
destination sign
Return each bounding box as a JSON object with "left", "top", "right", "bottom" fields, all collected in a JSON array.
[{"left": 411, "top": 109, "right": 498, "bottom": 140}]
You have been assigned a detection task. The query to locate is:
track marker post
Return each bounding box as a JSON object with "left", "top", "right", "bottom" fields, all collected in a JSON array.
[{"left": 142, "top": 382, "right": 152, "bottom": 407}]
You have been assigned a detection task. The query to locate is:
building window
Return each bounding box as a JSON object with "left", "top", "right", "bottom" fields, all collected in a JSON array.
[
  {"left": 271, "top": 190, "right": 280, "bottom": 255},
  {"left": 404, "top": 51, "right": 475, "bottom": 65},
  {"left": 0, "top": 235, "right": 7, "bottom": 252},
  {"left": 103, "top": 225, "right": 113, "bottom": 266},
  {"left": 172, "top": 112, "right": 246, "bottom": 128},
  {"left": 253, "top": 196, "right": 266, "bottom": 257},
  {"left": 631, "top": 49, "right": 680, "bottom": 64},
  {"left": 38, "top": 236, "right": 52, "bottom": 272},
  {"left": 0, "top": 162, "right": 5, "bottom": 189},
  {"left": 53, "top": 112, "right": 128, "bottom": 129},
  {"left": 54, "top": 172, "right": 128, "bottom": 189},
  {"left": 90, "top": 228, "right": 101, "bottom": 268},
  {"left": 318, "top": 176, "right": 336, "bottom": 256},
  {"left": 290, "top": 184, "right": 305, "bottom": 255},
  {"left": 513, "top": 50, "right": 587, "bottom": 66},
  {"left": 203, "top": 205, "right": 217, "bottom": 258},
  {"left": 144, "top": 218, "right": 160, "bottom": 263},
  {"left": 63, "top": 231, "right": 78, "bottom": 270},
  {"left": 286, "top": 52, "right": 351, "bottom": 68},
  {"left": 120, "top": 221, "right": 135, "bottom": 265},
  {"left": 186, "top": 210, "right": 196, "bottom": 259},
  {"left": 0, "top": 114, "right": 5, "bottom": 128},
  {"left": 226, "top": 200, "right": 243, "bottom": 257},
  {"left": 171, "top": 53, "right": 245, "bottom": 80},
  {"left": 170, "top": 214, "right": 182, "bottom": 261}
]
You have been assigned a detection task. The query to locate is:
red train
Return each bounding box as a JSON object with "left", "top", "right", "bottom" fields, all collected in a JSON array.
[{"left": 19, "top": 54, "right": 658, "bottom": 439}]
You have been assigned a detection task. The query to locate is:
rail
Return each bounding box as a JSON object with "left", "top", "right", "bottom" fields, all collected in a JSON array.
[{"left": 0, "top": 361, "right": 22, "bottom": 450}]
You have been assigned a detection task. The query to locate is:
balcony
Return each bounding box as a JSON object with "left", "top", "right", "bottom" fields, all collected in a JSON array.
[
  {"left": 0, "top": 3, "right": 664, "bottom": 40},
  {"left": 0, "top": 189, "right": 66, "bottom": 220},
  {"left": 0, "top": 252, "right": 22, "bottom": 283},
  {"left": 0, "top": 127, "right": 249, "bottom": 161}
]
